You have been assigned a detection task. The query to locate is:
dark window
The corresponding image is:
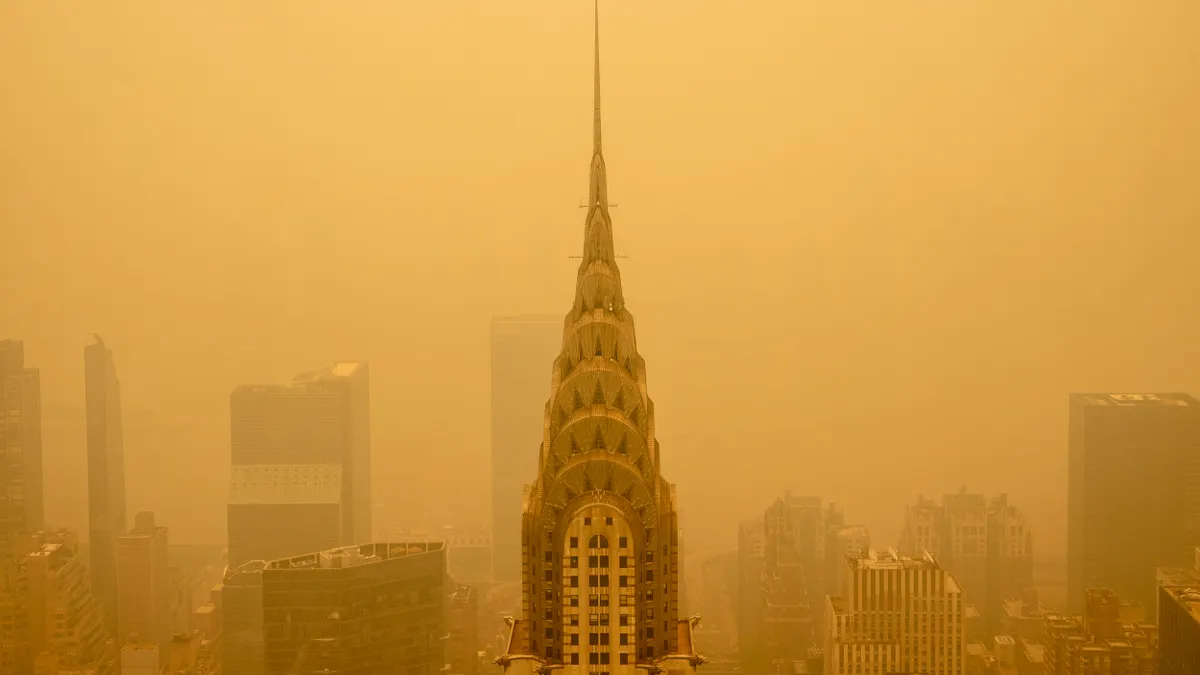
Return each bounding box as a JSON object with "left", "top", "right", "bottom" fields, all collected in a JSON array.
[
  {"left": 545, "top": 590, "right": 553, "bottom": 601},
  {"left": 546, "top": 647, "right": 554, "bottom": 659},
  {"left": 570, "top": 596, "right": 579, "bottom": 607},
  {"left": 545, "top": 570, "right": 554, "bottom": 582},
  {"left": 545, "top": 628, "right": 554, "bottom": 639},
  {"left": 646, "top": 628, "right": 655, "bottom": 638},
  {"left": 620, "top": 633, "right": 629, "bottom": 645},
  {"left": 600, "top": 575, "right": 609, "bottom": 586},
  {"left": 545, "top": 551, "right": 553, "bottom": 563},
  {"left": 646, "top": 647, "right": 655, "bottom": 658},
  {"left": 619, "top": 556, "right": 628, "bottom": 568},
  {"left": 571, "top": 576, "right": 579, "bottom": 588},
  {"left": 600, "top": 652, "right": 610, "bottom": 664},
  {"left": 589, "top": 653, "right": 600, "bottom": 665},
  {"left": 585, "top": 517, "right": 592, "bottom": 525},
  {"left": 599, "top": 614, "right": 609, "bottom": 626},
  {"left": 620, "top": 615, "right": 628, "bottom": 627},
  {"left": 589, "top": 534, "right": 610, "bottom": 549},
  {"left": 545, "top": 609, "right": 553, "bottom": 620},
  {"left": 589, "top": 555, "right": 599, "bottom": 567},
  {"left": 600, "top": 555, "right": 610, "bottom": 567},
  {"left": 619, "top": 576, "right": 628, "bottom": 588},
  {"left": 590, "top": 595, "right": 599, "bottom": 607},
  {"left": 571, "top": 654, "right": 579, "bottom": 665},
  {"left": 646, "top": 571, "right": 654, "bottom": 582},
  {"left": 606, "top": 517, "right": 613, "bottom": 525},
  {"left": 620, "top": 654, "right": 629, "bottom": 665},
  {"left": 646, "top": 552, "right": 654, "bottom": 562},
  {"left": 646, "top": 590, "right": 654, "bottom": 601},
  {"left": 571, "top": 634, "right": 579, "bottom": 646},
  {"left": 589, "top": 575, "right": 599, "bottom": 587},
  {"left": 601, "top": 634, "right": 610, "bottom": 646},
  {"left": 599, "top": 595, "right": 610, "bottom": 607},
  {"left": 646, "top": 608, "right": 654, "bottom": 619},
  {"left": 619, "top": 536, "right": 628, "bottom": 548},
  {"left": 590, "top": 634, "right": 599, "bottom": 646},
  {"left": 570, "top": 615, "right": 579, "bottom": 626},
  {"left": 570, "top": 556, "right": 579, "bottom": 568}
]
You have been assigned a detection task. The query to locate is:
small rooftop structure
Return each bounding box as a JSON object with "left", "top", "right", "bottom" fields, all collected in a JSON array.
[{"left": 1074, "top": 392, "right": 1194, "bottom": 407}]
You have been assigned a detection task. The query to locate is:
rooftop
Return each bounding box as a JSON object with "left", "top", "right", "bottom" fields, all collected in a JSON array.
[
  {"left": 265, "top": 541, "right": 445, "bottom": 571},
  {"left": 1073, "top": 393, "right": 1196, "bottom": 407},
  {"left": 1163, "top": 585, "right": 1200, "bottom": 625},
  {"left": 228, "top": 464, "right": 341, "bottom": 505}
]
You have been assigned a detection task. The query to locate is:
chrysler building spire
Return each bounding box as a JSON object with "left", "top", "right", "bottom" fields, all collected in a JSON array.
[{"left": 494, "top": 5, "right": 703, "bottom": 675}]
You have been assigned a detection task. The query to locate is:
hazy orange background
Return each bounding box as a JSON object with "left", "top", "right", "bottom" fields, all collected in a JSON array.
[{"left": 2, "top": 0, "right": 1199, "bottom": 555}]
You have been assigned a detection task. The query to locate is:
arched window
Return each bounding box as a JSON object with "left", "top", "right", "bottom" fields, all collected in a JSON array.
[{"left": 589, "top": 534, "right": 610, "bottom": 550}]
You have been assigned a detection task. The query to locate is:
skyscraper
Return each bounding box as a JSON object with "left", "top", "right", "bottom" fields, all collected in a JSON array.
[
  {"left": 261, "top": 542, "right": 447, "bottom": 675},
  {"left": 117, "top": 512, "right": 171, "bottom": 667},
  {"left": 0, "top": 340, "right": 44, "bottom": 558},
  {"left": 491, "top": 315, "right": 561, "bottom": 582},
  {"left": 228, "top": 361, "right": 371, "bottom": 565},
  {"left": 84, "top": 337, "right": 126, "bottom": 632},
  {"left": 824, "top": 549, "right": 966, "bottom": 675},
  {"left": 495, "top": 8, "right": 702, "bottom": 675},
  {"left": 1068, "top": 393, "right": 1200, "bottom": 610}
]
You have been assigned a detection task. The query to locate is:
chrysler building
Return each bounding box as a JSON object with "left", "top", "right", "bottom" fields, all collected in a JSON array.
[{"left": 495, "top": 5, "right": 703, "bottom": 675}]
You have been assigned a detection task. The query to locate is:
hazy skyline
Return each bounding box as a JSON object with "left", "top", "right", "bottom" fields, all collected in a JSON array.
[{"left": 3, "top": 0, "right": 1200, "bottom": 554}]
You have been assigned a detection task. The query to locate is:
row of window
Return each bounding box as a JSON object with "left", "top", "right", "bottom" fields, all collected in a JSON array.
[{"left": 547, "top": 552, "right": 656, "bottom": 567}]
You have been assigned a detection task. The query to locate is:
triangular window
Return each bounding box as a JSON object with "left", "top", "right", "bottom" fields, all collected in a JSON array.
[
  {"left": 592, "top": 381, "right": 605, "bottom": 406},
  {"left": 593, "top": 427, "right": 606, "bottom": 450}
]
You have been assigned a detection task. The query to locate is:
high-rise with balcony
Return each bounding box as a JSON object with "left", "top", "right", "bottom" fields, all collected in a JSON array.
[
  {"left": 1068, "top": 393, "right": 1200, "bottom": 610},
  {"left": 117, "top": 512, "right": 171, "bottom": 667},
  {"left": 228, "top": 362, "right": 371, "bottom": 567},
  {"left": 84, "top": 337, "right": 126, "bottom": 632},
  {"left": 824, "top": 549, "right": 966, "bottom": 675},
  {"left": 491, "top": 315, "right": 561, "bottom": 582},
  {"left": 0, "top": 340, "right": 44, "bottom": 559}
]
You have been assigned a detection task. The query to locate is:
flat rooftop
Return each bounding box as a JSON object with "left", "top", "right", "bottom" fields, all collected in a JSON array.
[
  {"left": 265, "top": 541, "right": 445, "bottom": 571},
  {"left": 1073, "top": 393, "right": 1196, "bottom": 407},
  {"left": 1163, "top": 585, "right": 1200, "bottom": 625}
]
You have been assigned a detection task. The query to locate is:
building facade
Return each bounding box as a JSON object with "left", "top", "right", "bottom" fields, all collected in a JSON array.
[
  {"left": 495, "top": 8, "right": 702, "bottom": 675},
  {"left": 226, "top": 464, "right": 342, "bottom": 568},
  {"left": 0, "top": 340, "right": 44, "bottom": 559},
  {"left": 824, "top": 549, "right": 966, "bottom": 675},
  {"left": 84, "top": 338, "right": 127, "bottom": 632},
  {"left": 229, "top": 362, "right": 371, "bottom": 554},
  {"left": 261, "top": 542, "right": 446, "bottom": 675},
  {"left": 221, "top": 560, "right": 266, "bottom": 675},
  {"left": 491, "top": 315, "right": 562, "bottom": 583},
  {"left": 1068, "top": 393, "right": 1200, "bottom": 610},
  {"left": 1157, "top": 547, "right": 1200, "bottom": 675},
  {"left": 117, "top": 512, "right": 171, "bottom": 666},
  {"left": 23, "top": 530, "right": 116, "bottom": 674}
]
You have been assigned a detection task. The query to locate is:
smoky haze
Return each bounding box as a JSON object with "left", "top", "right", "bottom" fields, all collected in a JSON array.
[{"left": 2, "top": 0, "right": 1199, "bottom": 556}]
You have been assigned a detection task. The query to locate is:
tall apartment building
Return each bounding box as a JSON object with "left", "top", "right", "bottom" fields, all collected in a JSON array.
[
  {"left": 117, "top": 512, "right": 171, "bottom": 667},
  {"left": 23, "top": 530, "right": 116, "bottom": 674},
  {"left": 824, "top": 523, "right": 870, "bottom": 611},
  {"left": 229, "top": 362, "right": 371, "bottom": 552},
  {"left": 824, "top": 549, "right": 966, "bottom": 675},
  {"left": 1069, "top": 393, "right": 1200, "bottom": 610},
  {"left": 1157, "top": 547, "right": 1200, "bottom": 675},
  {"left": 900, "top": 490, "right": 1033, "bottom": 625},
  {"left": 489, "top": 315, "right": 560, "bottom": 582},
  {"left": 84, "top": 338, "right": 126, "bottom": 632},
  {"left": 0, "top": 340, "right": 44, "bottom": 558},
  {"left": 448, "top": 583, "right": 481, "bottom": 675},
  {"left": 0, "top": 558, "right": 30, "bottom": 675},
  {"left": 226, "top": 464, "right": 342, "bottom": 568},
  {"left": 261, "top": 542, "right": 447, "bottom": 675},
  {"left": 761, "top": 495, "right": 822, "bottom": 665}
]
